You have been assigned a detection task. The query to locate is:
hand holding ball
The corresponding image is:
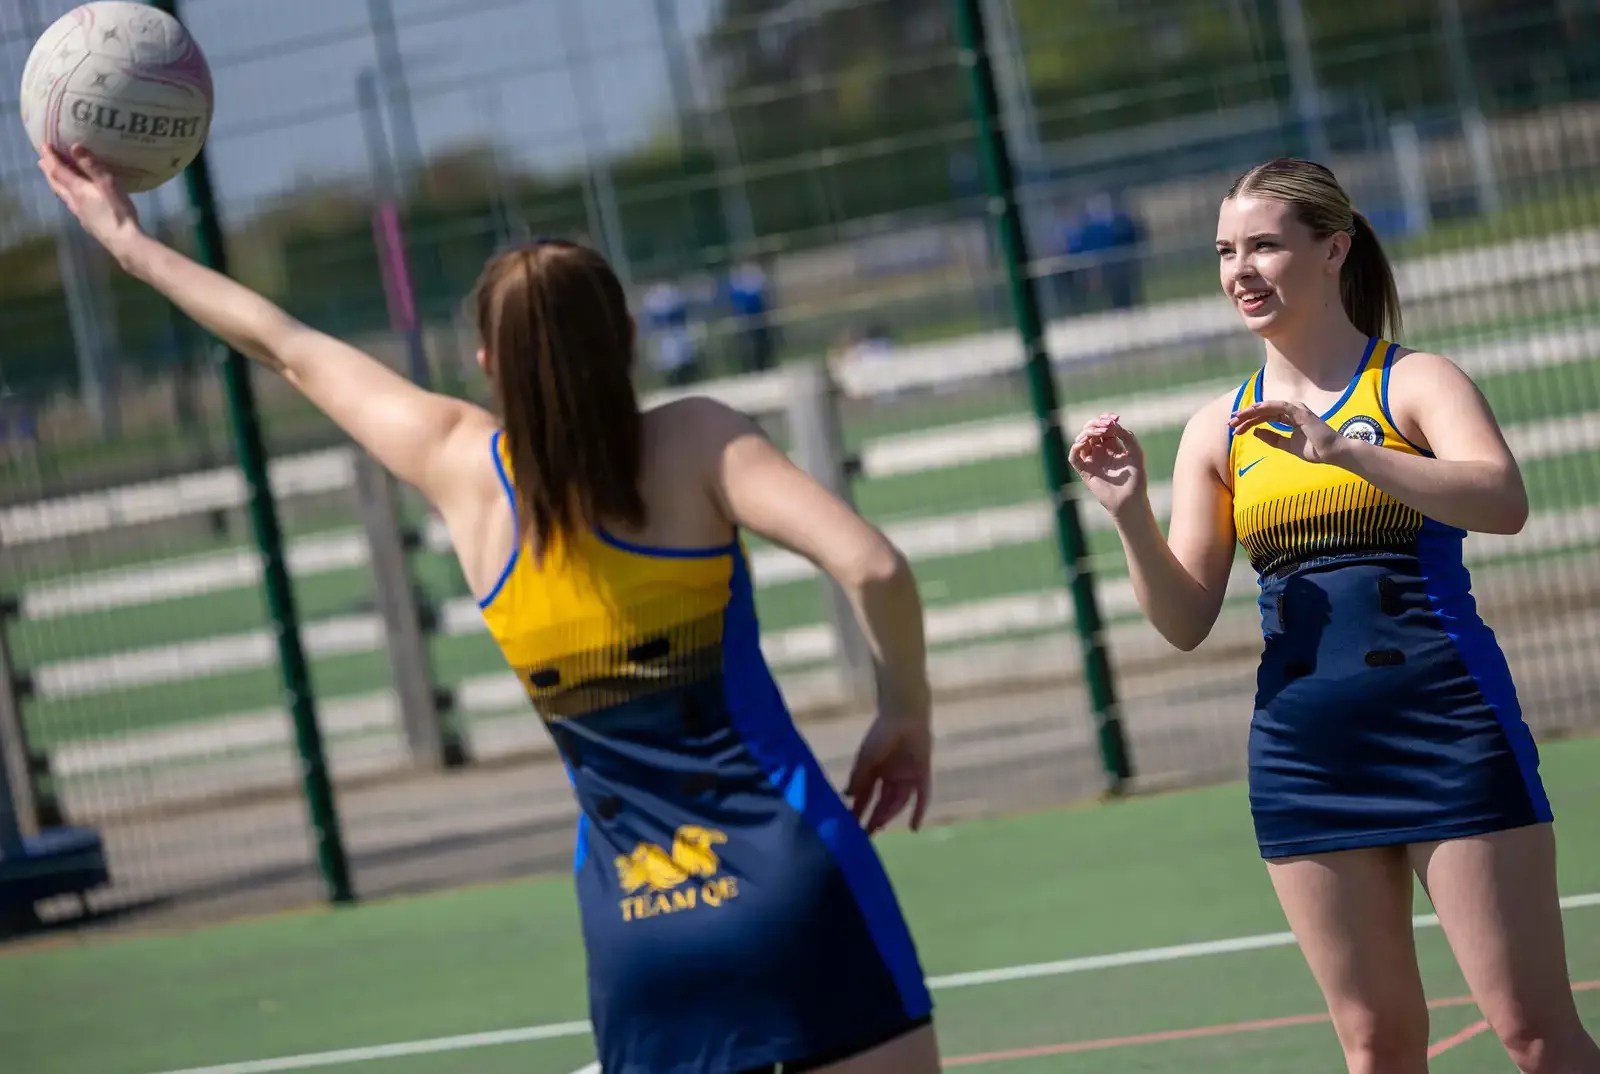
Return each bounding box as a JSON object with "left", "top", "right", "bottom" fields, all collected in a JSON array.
[{"left": 19, "top": 1, "right": 213, "bottom": 193}]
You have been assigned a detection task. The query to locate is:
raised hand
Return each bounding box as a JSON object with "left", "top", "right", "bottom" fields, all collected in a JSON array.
[
  {"left": 1068, "top": 412, "right": 1149, "bottom": 518},
  {"left": 37, "top": 145, "right": 144, "bottom": 259},
  {"left": 1228, "top": 400, "right": 1345, "bottom": 465}
]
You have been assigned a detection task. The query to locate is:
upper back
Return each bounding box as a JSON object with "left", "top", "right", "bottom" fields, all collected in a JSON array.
[
  {"left": 1229, "top": 337, "right": 1447, "bottom": 577},
  {"left": 471, "top": 399, "right": 749, "bottom": 719}
]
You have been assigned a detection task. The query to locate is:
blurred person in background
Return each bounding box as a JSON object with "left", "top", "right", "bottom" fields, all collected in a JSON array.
[
  {"left": 642, "top": 275, "right": 702, "bottom": 387},
  {"left": 726, "top": 259, "right": 778, "bottom": 375},
  {"left": 1046, "top": 190, "right": 1143, "bottom": 315}
]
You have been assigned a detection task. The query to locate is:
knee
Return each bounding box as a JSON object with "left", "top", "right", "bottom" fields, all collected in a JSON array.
[
  {"left": 1492, "top": 1011, "right": 1598, "bottom": 1074},
  {"left": 1332, "top": 1006, "right": 1430, "bottom": 1074}
]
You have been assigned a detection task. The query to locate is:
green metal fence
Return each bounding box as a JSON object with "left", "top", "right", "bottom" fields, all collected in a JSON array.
[{"left": 1, "top": 0, "right": 1599, "bottom": 934}]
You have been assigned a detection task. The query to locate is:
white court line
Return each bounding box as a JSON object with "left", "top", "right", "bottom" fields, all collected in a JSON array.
[
  {"left": 140, "top": 1021, "right": 593, "bottom": 1074},
  {"left": 139, "top": 892, "right": 1600, "bottom": 1074}
]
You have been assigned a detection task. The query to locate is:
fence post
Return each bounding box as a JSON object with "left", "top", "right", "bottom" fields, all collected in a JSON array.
[
  {"left": 0, "top": 603, "right": 32, "bottom": 852},
  {"left": 352, "top": 451, "right": 467, "bottom": 769},
  {"left": 948, "top": 0, "right": 1133, "bottom": 793},
  {"left": 151, "top": 0, "right": 355, "bottom": 906},
  {"left": 0, "top": 604, "right": 30, "bottom": 935},
  {"left": 0, "top": 599, "right": 44, "bottom": 844},
  {"left": 785, "top": 361, "right": 875, "bottom": 707}
]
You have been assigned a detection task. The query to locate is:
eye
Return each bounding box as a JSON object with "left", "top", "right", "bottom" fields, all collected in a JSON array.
[{"left": 1254, "top": 239, "right": 1277, "bottom": 251}]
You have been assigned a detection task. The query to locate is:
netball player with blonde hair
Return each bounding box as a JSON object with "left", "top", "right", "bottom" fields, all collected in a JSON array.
[{"left": 1069, "top": 158, "right": 1598, "bottom": 1074}]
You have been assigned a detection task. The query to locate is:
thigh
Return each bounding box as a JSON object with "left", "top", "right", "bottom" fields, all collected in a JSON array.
[
  {"left": 800, "top": 1021, "right": 940, "bottom": 1074},
  {"left": 1408, "top": 824, "right": 1585, "bottom": 1029},
  {"left": 1266, "top": 846, "right": 1429, "bottom": 1028}
]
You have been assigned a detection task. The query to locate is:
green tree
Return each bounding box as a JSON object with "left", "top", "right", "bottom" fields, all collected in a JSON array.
[{"left": 701, "top": 0, "right": 966, "bottom": 238}]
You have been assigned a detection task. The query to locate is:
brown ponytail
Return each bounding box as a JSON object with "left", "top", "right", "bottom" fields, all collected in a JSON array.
[
  {"left": 1227, "top": 158, "right": 1403, "bottom": 340},
  {"left": 472, "top": 241, "right": 645, "bottom": 561},
  {"left": 1341, "top": 211, "right": 1402, "bottom": 340}
]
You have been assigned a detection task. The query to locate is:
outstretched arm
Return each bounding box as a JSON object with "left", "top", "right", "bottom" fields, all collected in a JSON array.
[{"left": 38, "top": 146, "right": 491, "bottom": 510}]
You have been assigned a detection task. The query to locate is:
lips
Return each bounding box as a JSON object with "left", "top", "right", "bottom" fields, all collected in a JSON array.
[{"left": 1238, "top": 289, "right": 1272, "bottom": 314}]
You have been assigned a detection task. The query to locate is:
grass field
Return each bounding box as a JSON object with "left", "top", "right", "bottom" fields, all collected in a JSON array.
[
  {"left": 14, "top": 301, "right": 1600, "bottom": 755},
  {"left": 4, "top": 735, "right": 1597, "bottom": 1074}
]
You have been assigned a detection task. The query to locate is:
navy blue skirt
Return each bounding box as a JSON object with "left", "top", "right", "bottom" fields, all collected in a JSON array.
[
  {"left": 553, "top": 677, "right": 933, "bottom": 1074},
  {"left": 1248, "top": 553, "right": 1552, "bottom": 860}
]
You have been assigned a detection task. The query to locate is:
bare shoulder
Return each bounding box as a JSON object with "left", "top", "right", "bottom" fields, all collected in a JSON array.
[
  {"left": 643, "top": 393, "right": 865, "bottom": 552},
  {"left": 1175, "top": 387, "right": 1242, "bottom": 479},
  {"left": 647, "top": 392, "right": 760, "bottom": 428},
  {"left": 1194, "top": 384, "right": 1245, "bottom": 425},
  {"left": 645, "top": 394, "right": 770, "bottom": 456},
  {"left": 448, "top": 400, "right": 503, "bottom": 442},
  {"left": 434, "top": 403, "right": 504, "bottom": 485},
  {"left": 1384, "top": 345, "right": 1491, "bottom": 415},
  {"left": 1384, "top": 345, "right": 1483, "bottom": 395},
  {"left": 1388, "top": 344, "right": 1463, "bottom": 374},
  {"left": 640, "top": 394, "right": 781, "bottom": 521},
  {"left": 424, "top": 404, "right": 515, "bottom": 601}
]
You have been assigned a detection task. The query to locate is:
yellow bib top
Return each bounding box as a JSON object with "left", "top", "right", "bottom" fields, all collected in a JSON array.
[
  {"left": 1228, "top": 337, "right": 1451, "bottom": 578},
  {"left": 476, "top": 432, "right": 742, "bottom": 720}
]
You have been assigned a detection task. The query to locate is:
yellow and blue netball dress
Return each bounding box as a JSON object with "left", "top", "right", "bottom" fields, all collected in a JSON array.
[
  {"left": 476, "top": 432, "right": 932, "bottom": 1074},
  {"left": 1229, "top": 338, "right": 1552, "bottom": 860}
]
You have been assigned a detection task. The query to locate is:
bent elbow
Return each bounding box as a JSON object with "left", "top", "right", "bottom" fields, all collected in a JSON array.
[
  {"left": 1480, "top": 483, "right": 1529, "bottom": 535},
  {"left": 1496, "top": 506, "right": 1529, "bottom": 536},
  {"left": 846, "top": 541, "right": 911, "bottom": 593},
  {"left": 1166, "top": 629, "right": 1207, "bottom": 653},
  {"left": 1503, "top": 490, "right": 1530, "bottom": 534},
  {"left": 1155, "top": 602, "right": 1221, "bottom": 653},
  {"left": 1487, "top": 467, "right": 1529, "bottom": 534}
]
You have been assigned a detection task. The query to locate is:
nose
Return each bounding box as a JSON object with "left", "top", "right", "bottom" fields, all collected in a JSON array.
[
  {"left": 1220, "top": 252, "right": 1248, "bottom": 290},
  {"left": 1230, "top": 251, "right": 1261, "bottom": 289}
]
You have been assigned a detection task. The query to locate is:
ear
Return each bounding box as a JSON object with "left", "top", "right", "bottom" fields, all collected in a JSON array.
[
  {"left": 475, "top": 346, "right": 491, "bottom": 375},
  {"left": 1325, "top": 230, "right": 1352, "bottom": 275}
]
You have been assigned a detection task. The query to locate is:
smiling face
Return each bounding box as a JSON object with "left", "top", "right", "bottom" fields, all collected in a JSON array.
[{"left": 1215, "top": 194, "right": 1349, "bottom": 341}]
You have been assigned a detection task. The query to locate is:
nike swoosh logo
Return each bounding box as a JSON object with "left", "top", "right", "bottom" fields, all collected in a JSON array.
[{"left": 1237, "top": 459, "right": 1263, "bottom": 478}]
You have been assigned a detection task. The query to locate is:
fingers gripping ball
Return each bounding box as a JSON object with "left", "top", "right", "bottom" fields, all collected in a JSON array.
[{"left": 20, "top": 2, "right": 213, "bottom": 193}]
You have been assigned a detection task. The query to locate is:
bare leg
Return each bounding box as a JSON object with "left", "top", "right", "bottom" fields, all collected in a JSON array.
[
  {"left": 807, "top": 1022, "right": 941, "bottom": 1074},
  {"left": 1266, "top": 846, "right": 1431, "bottom": 1074},
  {"left": 1410, "top": 825, "right": 1600, "bottom": 1074}
]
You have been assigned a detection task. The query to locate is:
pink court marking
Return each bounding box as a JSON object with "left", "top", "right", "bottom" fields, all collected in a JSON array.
[
  {"left": 1427, "top": 1019, "right": 1491, "bottom": 1059},
  {"left": 944, "top": 979, "right": 1600, "bottom": 1068}
]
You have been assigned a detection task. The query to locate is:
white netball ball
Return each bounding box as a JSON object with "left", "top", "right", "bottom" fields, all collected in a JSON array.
[{"left": 19, "top": 2, "right": 214, "bottom": 193}]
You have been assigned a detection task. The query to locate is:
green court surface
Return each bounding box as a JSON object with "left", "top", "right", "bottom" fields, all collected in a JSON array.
[{"left": 4, "top": 735, "right": 1597, "bottom": 1074}]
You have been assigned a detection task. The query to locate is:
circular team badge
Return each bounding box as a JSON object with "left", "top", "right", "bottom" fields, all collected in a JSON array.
[{"left": 1338, "top": 415, "right": 1385, "bottom": 447}]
